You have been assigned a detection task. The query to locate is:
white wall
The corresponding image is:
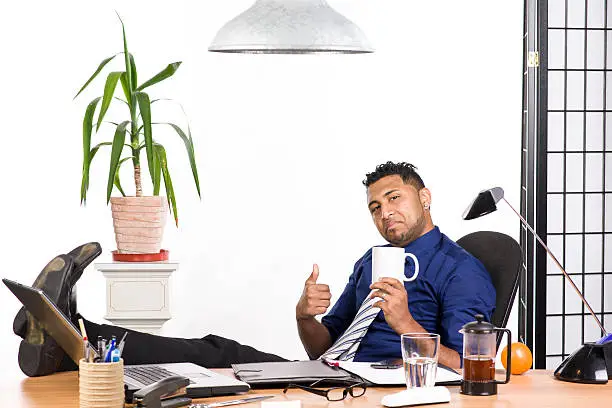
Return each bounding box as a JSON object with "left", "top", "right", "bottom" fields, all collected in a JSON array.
[{"left": 0, "top": 0, "right": 524, "bottom": 373}]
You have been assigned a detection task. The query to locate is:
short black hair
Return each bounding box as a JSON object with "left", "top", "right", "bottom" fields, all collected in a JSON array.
[{"left": 363, "top": 161, "right": 425, "bottom": 190}]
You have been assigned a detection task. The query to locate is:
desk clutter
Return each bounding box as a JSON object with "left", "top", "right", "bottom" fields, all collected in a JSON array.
[
  {"left": 8, "top": 368, "right": 612, "bottom": 408},
  {"left": 92, "top": 332, "right": 128, "bottom": 363},
  {"left": 79, "top": 318, "right": 128, "bottom": 363},
  {"left": 78, "top": 319, "right": 128, "bottom": 408}
]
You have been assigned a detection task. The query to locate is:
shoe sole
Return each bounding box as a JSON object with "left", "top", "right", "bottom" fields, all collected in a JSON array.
[
  {"left": 18, "top": 254, "right": 73, "bottom": 376},
  {"left": 13, "top": 242, "right": 102, "bottom": 338}
]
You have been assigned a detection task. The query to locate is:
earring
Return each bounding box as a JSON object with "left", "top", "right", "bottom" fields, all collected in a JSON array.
[{"left": 424, "top": 203, "right": 430, "bottom": 210}]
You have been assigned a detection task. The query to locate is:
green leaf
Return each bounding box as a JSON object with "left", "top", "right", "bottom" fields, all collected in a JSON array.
[
  {"left": 154, "top": 144, "right": 178, "bottom": 226},
  {"left": 114, "top": 156, "right": 135, "bottom": 197},
  {"left": 80, "top": 97, "right": 102, "bottom": 204},
  {"left": 90, "top": 142, "right": 113, "bottom": 160},
  {"left": 106, "top": 121, "right": 130, "bottom": 203},
  {"left": 135, "top": 92, "right": 155, "bottom": 186},
  {"left": 119, "top": 72, "right": 131, "bottom": 106},
  {"left": 96, "top": 71, "right": 123, "bottom": 131},
  {"left": 117, "top": 156, "right": 134, "bottom": 165},
  {"left": 160, "top": 122, "right": 201, "bottom": 198},
  {"left": 135, "top": 124, "right": 144, "bottom": 136},
  {"left": 74, "top": 54, "right": 118, "bottom": 99},
  {"left": 136, "top": 62, "right": 182, "bottom": 92},
  {"left": 129, "top": 53, "right": 138, "bottom": 90},
  {"left": 152, "top": 147, "right": 161, "bottom": 196},
  {"left": 114, "top": 172, "right": 126, "bottom": 197},
  {"left": 116, "top": 12, "right": 133, "bottom": 92},
  {"left": 80, "top": 141, "right": 113, "bottom": 204},
  {"left": 113, "top": 96, "right": 129, "bottom": 107}
]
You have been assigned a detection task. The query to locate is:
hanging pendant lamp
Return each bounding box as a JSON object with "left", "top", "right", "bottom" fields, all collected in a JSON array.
[{"left": 209, "top": 0, "right": 374, "bottom": 54}]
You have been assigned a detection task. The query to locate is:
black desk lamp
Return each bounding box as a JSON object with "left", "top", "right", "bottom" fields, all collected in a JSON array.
[{"left": 463, "top": 187, "right": 612, "bottom": 384}]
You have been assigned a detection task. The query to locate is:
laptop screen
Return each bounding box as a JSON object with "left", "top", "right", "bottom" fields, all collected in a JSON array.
[{"left": 3, "top": 278, "right": 98, "bottom": 364}]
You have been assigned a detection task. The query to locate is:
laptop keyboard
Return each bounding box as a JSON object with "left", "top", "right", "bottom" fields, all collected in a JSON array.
[{"left": 125, "top": 366, "right": 193, "bottom": 386}]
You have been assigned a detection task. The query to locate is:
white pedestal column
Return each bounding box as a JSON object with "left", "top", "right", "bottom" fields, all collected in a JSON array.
[{"left": 95, "top": 261, "right": 179, "bottom": 334}]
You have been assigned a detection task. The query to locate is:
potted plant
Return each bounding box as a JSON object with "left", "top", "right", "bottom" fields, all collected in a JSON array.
[{"left": 75, "top": 15, "right": 200, "bottom": 255}]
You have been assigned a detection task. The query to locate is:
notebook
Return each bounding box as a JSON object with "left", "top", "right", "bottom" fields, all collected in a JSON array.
[
  {"left": 3, "top": 278, "right": 250, "bottom": 401},
  {"left": 337, "top": 361, "right": 462, "bottom": 386}
]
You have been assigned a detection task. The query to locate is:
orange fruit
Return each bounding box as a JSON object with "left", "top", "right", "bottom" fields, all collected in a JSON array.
[{"left": 501, "top": 342, "right": 532, "bottom": 374}]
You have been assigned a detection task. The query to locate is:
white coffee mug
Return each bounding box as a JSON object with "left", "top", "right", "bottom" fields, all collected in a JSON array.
[{"left": 372, "top": 247, "right": 420, "bottom": 284}]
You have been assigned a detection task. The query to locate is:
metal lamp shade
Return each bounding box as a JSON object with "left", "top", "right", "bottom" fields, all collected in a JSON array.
[
  {"left": 462, "top": 187, "right": 505, "bottom": 220},
  {"left": 209, "top": 0, "right": 374, "bottom": 54}
]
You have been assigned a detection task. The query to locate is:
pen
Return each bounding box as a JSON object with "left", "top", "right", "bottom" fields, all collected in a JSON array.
[
  {"left": 117, "top": 331, "right": 128, "bottom": 356},
  {"left": 104, "top": 336, "right": 116, "bottom": 363},
  {"left": 96, "top": 336, "right": 104, "bottom": 362},
  {"left": 84, "top": 338, "right": 89, "bottom": 362},
  {"left": 322, "top": 357, "right": 340, "bottom": 369},
  {"left": 111, "top": 346, "right": 121, "bottom": 362}
]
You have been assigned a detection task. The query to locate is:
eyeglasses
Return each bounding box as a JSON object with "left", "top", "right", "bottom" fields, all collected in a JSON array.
[{"left": 283, "top": 379, "right": 367, "bottom": 401}]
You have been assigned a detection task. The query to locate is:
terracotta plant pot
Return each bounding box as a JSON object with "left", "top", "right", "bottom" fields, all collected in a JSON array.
[{"left": 110, "top": 196, "right": 168, "bottom": 254}]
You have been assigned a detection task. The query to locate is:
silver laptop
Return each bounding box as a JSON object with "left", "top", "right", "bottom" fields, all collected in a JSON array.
[{"left": 3, "top": 278, "right": 250, "bottom": 400}]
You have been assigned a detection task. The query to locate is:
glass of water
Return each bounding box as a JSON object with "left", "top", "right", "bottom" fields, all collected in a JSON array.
[{"left": 401, "top": 333, "right": 440, "bottom": 388}]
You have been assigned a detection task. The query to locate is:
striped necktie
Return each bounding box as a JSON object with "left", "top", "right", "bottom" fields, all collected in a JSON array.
[{"left": 320, "top": 294, "right": 381, "bottom": 362}]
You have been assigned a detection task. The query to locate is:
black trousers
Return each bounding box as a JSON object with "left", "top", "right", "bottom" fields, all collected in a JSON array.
[{"left": 60, "top": 318, "right": 288, "bottom": 371}]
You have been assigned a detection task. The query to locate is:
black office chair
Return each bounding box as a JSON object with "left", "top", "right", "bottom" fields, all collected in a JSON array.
[{"left": 456, "top": 231, "right": 522, "bottom": 347}]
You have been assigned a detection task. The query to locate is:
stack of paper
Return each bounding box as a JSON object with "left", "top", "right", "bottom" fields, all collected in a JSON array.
[{"left": 337, "top": 362, "right": 462, "bottom": 385}]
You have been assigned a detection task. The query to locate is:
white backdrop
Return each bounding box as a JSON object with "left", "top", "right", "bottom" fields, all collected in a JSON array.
[{"left": 0, "top": 0, "right": 524, "bottom": 373}]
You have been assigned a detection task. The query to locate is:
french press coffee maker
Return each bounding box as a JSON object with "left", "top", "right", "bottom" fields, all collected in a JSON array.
[{"left": 459, "top": 314, "right": 511, "bottom": 396}]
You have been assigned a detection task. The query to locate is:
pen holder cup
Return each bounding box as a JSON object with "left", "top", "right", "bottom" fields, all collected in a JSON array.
[{"left": 79, "top": 358, "right": 125, "bottom": 408}]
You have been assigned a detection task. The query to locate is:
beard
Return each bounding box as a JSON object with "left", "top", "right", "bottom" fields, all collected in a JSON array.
[{"left": 383, "top": 213, "right": 427, "bottom": 247}]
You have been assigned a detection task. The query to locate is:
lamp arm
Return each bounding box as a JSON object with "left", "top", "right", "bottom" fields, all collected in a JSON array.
[{"left": 502, "top": 198, "right": 607, "bottom": 335}]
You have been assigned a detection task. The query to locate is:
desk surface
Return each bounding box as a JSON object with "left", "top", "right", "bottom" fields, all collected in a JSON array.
[{"left": 1, "top": 369, "right": 610, "bottom": 408}]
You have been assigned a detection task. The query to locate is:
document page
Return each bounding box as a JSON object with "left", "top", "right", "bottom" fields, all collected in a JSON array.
[{"left": 337, "top": 361, "right": 462, "bottom": 385}]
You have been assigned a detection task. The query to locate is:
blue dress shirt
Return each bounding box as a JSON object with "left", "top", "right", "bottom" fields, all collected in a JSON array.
[{"left": 321, "top": 226, "right": 496, "bottom": 362}]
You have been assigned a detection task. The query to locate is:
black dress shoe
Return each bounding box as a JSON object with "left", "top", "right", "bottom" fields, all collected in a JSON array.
[
  {"left": 66, "top": 242, "right": 102, "bottom": 320},
  {"left": 13, "top": 242, "right": 102, "bottom": 338},
  {"left": 17, "top": 254, "right": 74, "bottom": 377}
]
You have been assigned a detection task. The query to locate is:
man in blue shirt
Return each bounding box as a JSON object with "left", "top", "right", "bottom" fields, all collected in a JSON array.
[
  {"left": 296, "top": 162, "right": 495, "bottom": 368},
  {"left": 13, "top": 161, "right": 494, "bottom": 376}
]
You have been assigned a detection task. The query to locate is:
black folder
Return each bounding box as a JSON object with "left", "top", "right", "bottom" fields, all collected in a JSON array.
[{"left": 231, "top": 360, "right": 359, "bottom": 387}]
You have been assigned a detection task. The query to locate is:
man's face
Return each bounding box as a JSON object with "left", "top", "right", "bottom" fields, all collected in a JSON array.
[{"left": 367, "top": 175, "right": 432, "bottom": 247}]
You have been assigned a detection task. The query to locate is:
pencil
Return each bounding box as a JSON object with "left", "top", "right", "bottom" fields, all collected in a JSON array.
[
  {"left": 78, "top": 318, "right": 88, "bottom": 339},
  {"left": 78, "top": 318, "right": 90, "bottom": 362}
]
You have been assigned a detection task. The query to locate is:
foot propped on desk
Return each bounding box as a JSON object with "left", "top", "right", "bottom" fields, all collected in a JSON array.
[{"left": 381, "top": 386, "right": 451, "bottom": 407}]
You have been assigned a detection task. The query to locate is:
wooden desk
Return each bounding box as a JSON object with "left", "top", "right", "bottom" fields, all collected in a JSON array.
[{"left": 1, "top": 369, "right": 610, "bottom": 408}]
